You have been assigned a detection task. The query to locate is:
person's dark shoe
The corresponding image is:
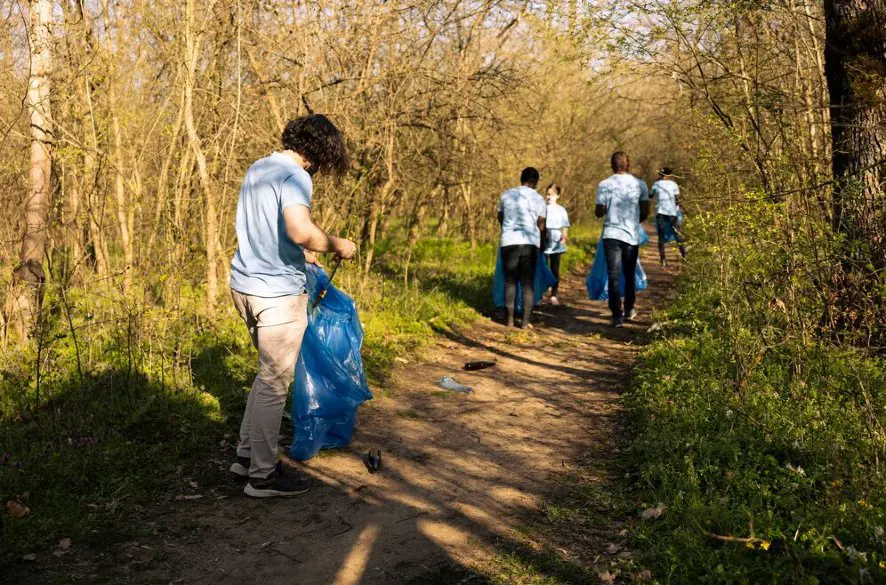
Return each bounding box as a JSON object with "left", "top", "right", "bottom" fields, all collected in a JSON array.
[
  {"left": 229, "top": 455, "right": 250, "bottom": 478},
  {"left": 625, "top": 308, "right": 638, "bottom": 322},
  {"left": 612, "top": 316, "right": 625, "bottom": 328},
  {"left": 244, "top": 463, "right": 312, "bottom": 498}
]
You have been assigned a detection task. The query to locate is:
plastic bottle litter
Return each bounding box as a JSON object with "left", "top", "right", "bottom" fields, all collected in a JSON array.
[
  {"left": 463, "top": 360, "right": 495, "bottom": 371},
  {"left": 437, "top": 376, "right": 473, "bottom": 394}
]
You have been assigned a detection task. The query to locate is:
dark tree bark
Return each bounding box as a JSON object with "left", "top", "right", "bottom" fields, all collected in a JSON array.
[{"left": 823, "top": 0, "right": 886, "bottom": 343}]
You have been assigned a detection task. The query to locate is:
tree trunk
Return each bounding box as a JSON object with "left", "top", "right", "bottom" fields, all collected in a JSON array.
[
  {"left": 823, "top": 0, "right": 886, "bottom": 341},
  {"left": 185, "top": 0, "right": 220, "bottom": 311},
  {"left": 436, "top": 188, "right": 450, "bottom": 237},
  {"left": 460, "top": 182, "right": 476, "bottom": 249},
  {"left": 8, "top": 0, "right": 54, "bottom": 341},
  {"left": 111, "top": 111, "right": 134, "bottom": 292}
]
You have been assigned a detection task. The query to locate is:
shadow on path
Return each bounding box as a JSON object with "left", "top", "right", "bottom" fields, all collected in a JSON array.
[{"left": 8, "top": 236, "right": 677, "bottom": 585}]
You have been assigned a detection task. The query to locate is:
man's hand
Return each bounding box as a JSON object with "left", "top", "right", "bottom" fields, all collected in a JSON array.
[
  {"left": 304, "top": 250, "right": 322, "bottom": 267},
  {"left": 332, "top": 237, "right": 357, "bottom": 260}
]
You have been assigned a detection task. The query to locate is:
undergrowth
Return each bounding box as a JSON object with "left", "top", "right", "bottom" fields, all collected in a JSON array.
[{"left": 626, "top": 205, "right": 885, "bottom": 584}]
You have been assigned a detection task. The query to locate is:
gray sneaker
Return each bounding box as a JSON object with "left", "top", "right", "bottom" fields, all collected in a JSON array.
[
  {"left": 244, "top": 463, "right": 312, "bottom": 498},
  {"left": 229, "top": 455, "right": 250, "bottom": 478},
  {"left": 625, "top": 308, "right": 638, "bottom": 322},
  {"left": 612, "top": 316, "right": 625, "bottom": 328}
]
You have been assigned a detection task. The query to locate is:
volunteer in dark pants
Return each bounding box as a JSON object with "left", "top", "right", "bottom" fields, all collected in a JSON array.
[
  {"left": 650, "top": 167, "right": 687, "bottom": 267},
  {"left": 498, "top": 167, "right": 547, "bottom": 328},
  {"left": 594, "top": 152, "right": 650, "bottom": 327},
  {"left": 543, "top": 183, "right": 570, "bottom": 305}
]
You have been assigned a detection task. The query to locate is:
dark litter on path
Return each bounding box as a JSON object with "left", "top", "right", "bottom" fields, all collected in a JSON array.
[
  {"left": 363, "top": 449, "right": 382, "bottom": 474},
  {"left": 463, "top": 360, "right": 495, "bottom": 371}
]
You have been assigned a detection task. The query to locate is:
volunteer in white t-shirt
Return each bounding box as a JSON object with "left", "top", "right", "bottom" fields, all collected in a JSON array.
[
  {"left": 498, "top": 167, "right": 547, "bottom": 328},
  {"left": 594, "top": 151, "right": 650, "bottom": 327},
  {"left": 542, "top": 184, "right": 570, "bottom": 306},
  {"left": 649, "top": 167, "right": 687, "bottom": 267}
]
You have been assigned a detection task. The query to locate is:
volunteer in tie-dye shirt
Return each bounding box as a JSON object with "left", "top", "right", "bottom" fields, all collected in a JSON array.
[
  {"left": 594, "top": 151, "right": 650, "bottom": 327},
  {"left": 542, "top": 183, "right": 570, "bottom": 306},
  {"left": 650, "top": 167, "right": 687, "bottom": 267}
]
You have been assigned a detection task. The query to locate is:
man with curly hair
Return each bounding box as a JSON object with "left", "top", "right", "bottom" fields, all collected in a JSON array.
[{"left": 228, "top": 114, "right": 356, "bottom": 498}]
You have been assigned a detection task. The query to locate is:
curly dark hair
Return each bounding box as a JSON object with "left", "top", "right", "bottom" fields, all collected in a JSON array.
[{"left": 281, "top": 114, "right": 349, "bottom": 176}]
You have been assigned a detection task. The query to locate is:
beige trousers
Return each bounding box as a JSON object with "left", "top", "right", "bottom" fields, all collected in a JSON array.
[{"left": 231, "top": 290, "right": 308, "bottom": 478}]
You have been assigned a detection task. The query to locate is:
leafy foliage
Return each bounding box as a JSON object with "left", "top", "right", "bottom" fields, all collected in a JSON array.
[{"left": 626, "top": 208, "right": 885, "bottom": 583}]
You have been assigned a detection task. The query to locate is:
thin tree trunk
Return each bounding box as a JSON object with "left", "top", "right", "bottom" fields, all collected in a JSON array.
[
  {"left": 99, "top": 1, "right": 136, "bottom": 293},
  {"left": 185, "top": 0, "right": 220, "bottom": 310},
  {"left": 363, "top": 128, "right": 396, "bottom": 275},
  {"left": 8, "top": 0, "right": 54, "bottom": 341},
  {"left": 146, "top": 66, "right": 185, "bottom": 261},
  {"left": 111, "top": 111, "right": 134, "bottom": 292}
]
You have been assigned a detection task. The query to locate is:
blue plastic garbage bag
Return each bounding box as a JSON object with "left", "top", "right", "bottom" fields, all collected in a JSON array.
[
  {"left": 639, "top": 224, "right": 650, "bottom": 246},
  {"left": 586, "top": 235, "right": 649, "bottom": 302},
  {"left": 289, "top": 264, "right": 373, "bottom": 461},
  {"left": 661, "top": 209, "right": 684, "bottom": 244},
  {"left": 493, "top": 249, "right": 557, "bottom": 313}
]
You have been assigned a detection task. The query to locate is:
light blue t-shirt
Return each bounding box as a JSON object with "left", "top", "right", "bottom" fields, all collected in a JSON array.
[
  {"left": 230, "top": 152, "right": 312, "bottom": 297},
  {"left": 498, "top": 186, "right": 547, "bottom": 247},
  {"left": 544, "top": 203, "right": 570, "bottom": 255},
  {"left": 595, "top": 173, "right": 649, "bottom": 246},
  {"left": 651, "top": 179, "right": 680, "bottom": 216}
]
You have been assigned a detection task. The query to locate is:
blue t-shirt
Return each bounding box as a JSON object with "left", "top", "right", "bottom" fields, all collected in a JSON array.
[
  {"left": 595, "top": 174, "right": 649, "bottom": 246},
  {"left": 651, "top": 179, "right": 680, "bottom": 216},
  {"left": 230, "top": 152, "right": 313, "bottom": 297},
  {"left": 498, "top": 186, "right": 547, "bottom": 247}
]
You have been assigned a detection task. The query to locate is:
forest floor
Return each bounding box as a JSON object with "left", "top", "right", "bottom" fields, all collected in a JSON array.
[{"left": 11, "top": 241, "right": 676, "bottom": 585}]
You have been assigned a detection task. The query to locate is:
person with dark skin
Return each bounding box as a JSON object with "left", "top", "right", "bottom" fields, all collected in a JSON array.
[
  {"left": 228, "top": 114, "right": 356, "bottom": 498},
  {"left": 594, "top": 152, "right": 650, "bottom": 327},
  {"left": 649, "top": 167, "right": 687, "bottom": 267},
  {"left": 497, "top": 167, "right": 547, "bottom": 328}
]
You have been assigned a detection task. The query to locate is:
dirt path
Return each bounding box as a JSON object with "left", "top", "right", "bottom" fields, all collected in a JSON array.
[{"left": 28, "top": 242, "right": 674, "bottom": 585}]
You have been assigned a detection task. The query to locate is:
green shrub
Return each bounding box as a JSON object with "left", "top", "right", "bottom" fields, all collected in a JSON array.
[{"left": 625, "top": 205, "right": 885, "bottom": 583}]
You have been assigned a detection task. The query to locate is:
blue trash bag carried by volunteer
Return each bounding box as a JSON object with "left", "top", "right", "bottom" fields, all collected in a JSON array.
[
  {"left": 493, "top": 249, "right": 558, "bottom": 313},
  {"left": 661, "top": 208, "right": 685, "bottom": 244},
  {"left": 586, "top": 226, "right": 649, "bottom": 302},
  {"left": 639, "top": 224, "right": 650, "bottom": 246},
  {"left": 289, "top": 264, "right": 373, "bottom": 462}
]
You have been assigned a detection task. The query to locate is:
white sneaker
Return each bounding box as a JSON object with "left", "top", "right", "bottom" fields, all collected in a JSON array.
[{"left": 551, "top": 296, "right": 560, "bottom": 306}]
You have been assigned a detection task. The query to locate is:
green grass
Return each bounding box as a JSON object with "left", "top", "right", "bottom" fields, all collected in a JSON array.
[{"left": 623, "top": 212, "right": 886, "bottom": 584}]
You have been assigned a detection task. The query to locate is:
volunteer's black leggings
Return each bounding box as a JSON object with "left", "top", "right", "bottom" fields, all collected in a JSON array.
[
  {"left": 501, "top": 244, "right": 537, "bottom": 326},
  {"left": 546, "top": 252, "right": 563, "bottom": 296}
]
